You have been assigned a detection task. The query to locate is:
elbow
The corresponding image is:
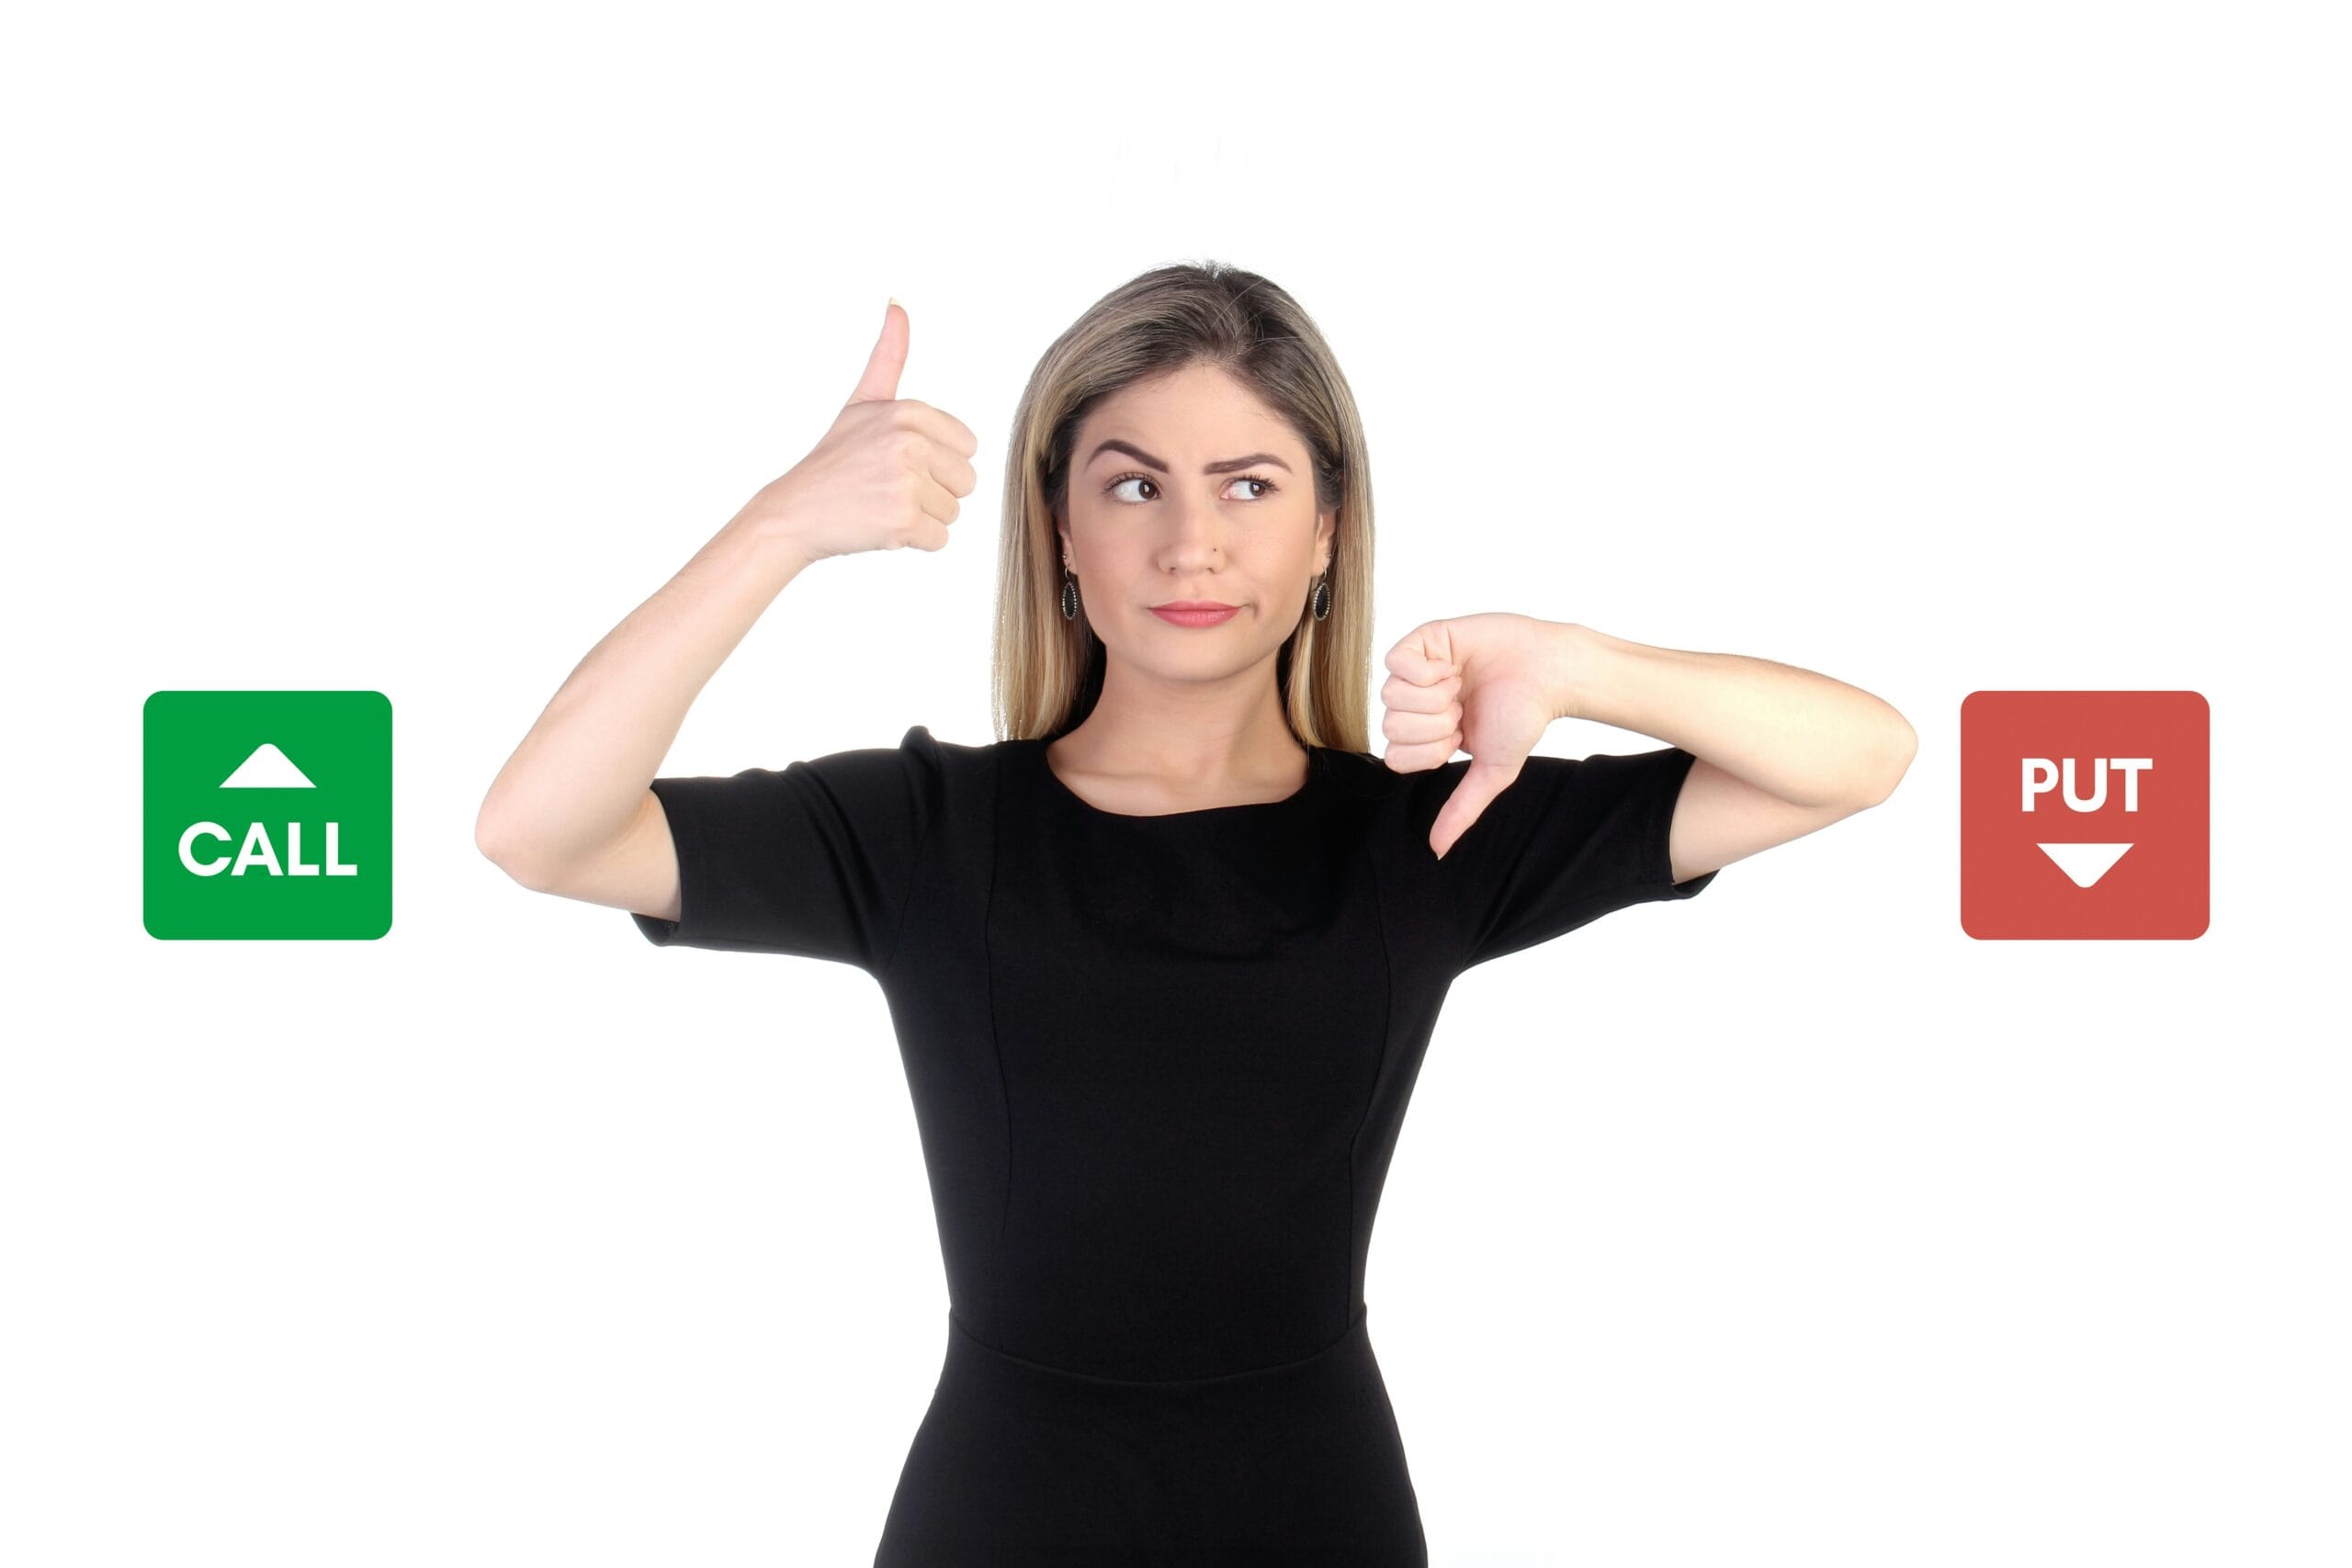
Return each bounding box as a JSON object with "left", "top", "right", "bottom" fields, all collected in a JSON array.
[
  {"left": 473, "top": 797, "right": 511, "bottom": 865},
  {"left": 1863, "top": 719, "right": 1918, "bottom": 807},
  {"left": 474, "top": 803, "right": 542, "bottom": 889}
]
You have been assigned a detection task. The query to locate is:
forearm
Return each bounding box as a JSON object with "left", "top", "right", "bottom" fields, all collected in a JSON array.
[
  {"left": 474, "top": 507, "right": 817, "bottom": 883},
  {"left": 1551, "top": 622, "right": 1916, "bottom": 810}
]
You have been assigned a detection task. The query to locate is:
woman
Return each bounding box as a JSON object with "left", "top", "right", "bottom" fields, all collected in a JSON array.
[{"left": 478, "top": 263, "right": 1917, "bottom": 1564}]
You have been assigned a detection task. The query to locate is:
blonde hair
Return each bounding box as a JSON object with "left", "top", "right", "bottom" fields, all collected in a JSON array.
[{"left": 989, "top": 261, "right": 1375, "bottom": 754}]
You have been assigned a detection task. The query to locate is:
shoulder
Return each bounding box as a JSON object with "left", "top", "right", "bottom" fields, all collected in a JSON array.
[
  {"left": 865, "top": 723, "right": 1001, "bottom": 779},
  {"left": 767, "top": 725, "right": 993, "bottom": 832},
  {"left": 1314, "top": 745, "right": 1489, "bottom": 823},
  {"left": 889, "top": 724, "right": 1029, "bottom": 813},
  {"left": 909, "top": 724, "right": 1021, "bottom": 788}
]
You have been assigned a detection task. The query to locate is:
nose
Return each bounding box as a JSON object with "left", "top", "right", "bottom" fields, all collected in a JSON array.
[{"left": 1153, "top": 489, "right": 1227, "bottom": 573}]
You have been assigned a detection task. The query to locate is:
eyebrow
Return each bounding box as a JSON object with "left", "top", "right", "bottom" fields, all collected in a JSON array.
[{"left": 1085, "top": 439, "right": 1292, "bottom": 475}]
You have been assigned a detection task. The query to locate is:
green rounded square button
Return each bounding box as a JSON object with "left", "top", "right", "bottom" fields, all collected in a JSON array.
[{"left": 143, "top": 691, "right": 393, "bottom": 940}]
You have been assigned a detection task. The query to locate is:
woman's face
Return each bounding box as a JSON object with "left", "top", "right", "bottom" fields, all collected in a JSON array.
[{"left": 1058, "top": 362, "right": 1335, "bottom": 689}]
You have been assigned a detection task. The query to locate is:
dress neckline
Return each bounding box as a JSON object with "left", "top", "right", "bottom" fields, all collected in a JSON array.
[{"left": 1027, "top": 736, "right": 1327, "bottom": 822}]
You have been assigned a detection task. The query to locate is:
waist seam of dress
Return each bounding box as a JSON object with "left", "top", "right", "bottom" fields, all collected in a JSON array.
[{"left": 944, "top": 1300, "right": 1371, "bottom": 1391}]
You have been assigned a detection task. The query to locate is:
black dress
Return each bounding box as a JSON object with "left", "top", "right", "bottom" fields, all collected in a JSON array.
[{"left": 632, "top": 724, "right": 1719, "bottom": 1565}]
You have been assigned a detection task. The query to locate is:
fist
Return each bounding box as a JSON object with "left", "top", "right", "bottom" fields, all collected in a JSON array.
[
  {"left": 746, "top": 299, "right": 981, "bottom": 561},
  {"left": 1380, "top": 612, "right": 1571, "bottom": 860}
]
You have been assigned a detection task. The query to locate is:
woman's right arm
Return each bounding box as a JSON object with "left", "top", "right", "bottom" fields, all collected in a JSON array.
[
  {"left": 473, "top": 300, "right": 977, "bottom": 921},
  {"left": 474, "top": 514, "right": 816, "bottom": 921}
]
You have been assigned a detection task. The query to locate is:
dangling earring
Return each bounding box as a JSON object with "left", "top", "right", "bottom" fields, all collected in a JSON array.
[
  {"left": 1310, "top": 571, "right": 1331, "bottom": 622},
  {"left": 1061, "top": 560, "right": 1080, "bottom": 621}
]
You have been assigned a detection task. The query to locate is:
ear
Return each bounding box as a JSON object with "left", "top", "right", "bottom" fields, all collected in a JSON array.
[{"left": 1317, "top": 509, "right": 1336, "bottom": 574}]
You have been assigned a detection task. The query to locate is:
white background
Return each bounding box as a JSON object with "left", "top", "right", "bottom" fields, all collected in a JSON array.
[{"left": 7, "top": 2, "right": 2346, "bottom": 1563}]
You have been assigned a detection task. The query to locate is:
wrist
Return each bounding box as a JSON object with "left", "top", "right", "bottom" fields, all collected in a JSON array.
[
  {"left": 725, "top": 499, "right": 821, "bottom": 575},
  {"left": 1547, "top": 620, "right": 1594, "bottom": 723}
]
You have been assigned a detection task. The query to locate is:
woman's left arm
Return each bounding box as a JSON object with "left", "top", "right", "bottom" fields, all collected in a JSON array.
[
  {"left": 1383, "top": 612, "right": 1917, "bottom": 872},
  {"left": 1548, "top": 621, "right": 1917, "bottom": 811},
  {"left": 1546, "top": 621, "right": 1918, "bottom": 887}
]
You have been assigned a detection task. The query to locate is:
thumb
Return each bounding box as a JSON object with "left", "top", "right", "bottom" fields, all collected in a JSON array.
[
  {"left": 847, "top": 298, "right": 910, "bottom": 404},
  {"left": 1431, "top": 754, "right": 1519, "bottom": 861}
]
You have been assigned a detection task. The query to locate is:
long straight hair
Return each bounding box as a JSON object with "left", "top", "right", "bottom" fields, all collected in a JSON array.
[{"left": 989, "top": 262, "right": 1375, "bottom": 754}]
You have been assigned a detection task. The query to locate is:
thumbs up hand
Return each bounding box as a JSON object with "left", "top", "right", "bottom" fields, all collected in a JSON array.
[
  {"left": 745, "top": 299, "right": 981, "bottom": 562},
  {"left": 1380, "top": 613, "right": 1577, "bottom": 860}
]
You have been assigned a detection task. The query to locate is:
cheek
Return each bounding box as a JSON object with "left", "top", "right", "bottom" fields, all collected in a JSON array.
[{"left": 1088, "top": 535, "right": 1150, "bottom": 575}]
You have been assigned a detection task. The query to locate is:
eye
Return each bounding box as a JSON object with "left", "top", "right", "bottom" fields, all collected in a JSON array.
[{"left": 1104, "top": 472, "right": 1284, "bottom": 503}]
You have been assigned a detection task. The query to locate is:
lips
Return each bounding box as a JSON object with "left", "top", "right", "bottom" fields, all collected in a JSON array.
[{"left": 1151, "top": 604, "right": 1241, "bottom": 626}]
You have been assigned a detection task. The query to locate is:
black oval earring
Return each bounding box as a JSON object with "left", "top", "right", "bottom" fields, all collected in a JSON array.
[
  {"left": 1062, "top": 564, "right": 1080, "bottom": 621},
  {"left": 1311, "top": 572, "right": 1331, "bottom": 622}
]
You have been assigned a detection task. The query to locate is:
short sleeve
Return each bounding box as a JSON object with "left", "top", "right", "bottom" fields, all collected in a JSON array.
[
  {"left": 1435, "top": 744, "right": 1718, "bottom": 972},
  {"left": 630, "top": 723, "right": 944, "bottom": 975}
]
